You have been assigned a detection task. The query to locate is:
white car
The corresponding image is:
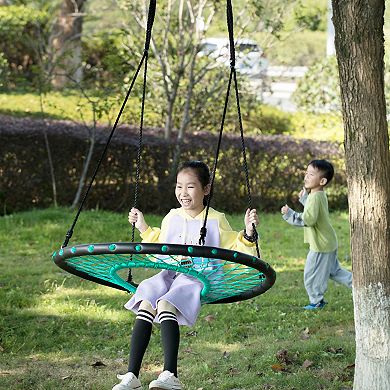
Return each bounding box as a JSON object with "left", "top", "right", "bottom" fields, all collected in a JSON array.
[{"left": 198, "top": 37, "right": 268, "bottom": 78}]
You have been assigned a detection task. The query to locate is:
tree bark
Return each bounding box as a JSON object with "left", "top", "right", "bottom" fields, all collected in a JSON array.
[
  {"left": 332, "top": 1, "right": 390, "bottom": 388},
  {"left": 49, "top": 0, "right": 86, "bottom": 89}
]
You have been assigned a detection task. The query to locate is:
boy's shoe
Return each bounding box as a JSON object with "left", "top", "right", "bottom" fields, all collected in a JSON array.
[
  {"left": 112, "top": 372, "right": 143, "bottom": 390},
  {"left": 304, "top": 299, "right": 327, "bottom": 310},
  {"left": 149, "top": 370, "right": 182, "bottom": 390}
]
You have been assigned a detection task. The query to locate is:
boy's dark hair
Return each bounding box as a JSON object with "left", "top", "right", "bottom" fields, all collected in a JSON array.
[
  {"left": 308, "top": 159, "right": 334, "bottom": 185},
  {"left": 176, "top": 160, "right": 211, "bottom": 188}
]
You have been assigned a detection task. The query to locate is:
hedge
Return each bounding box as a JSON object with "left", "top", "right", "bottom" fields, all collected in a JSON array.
[{"left": 0, "top": 115, "right": 347, "bottom": 215}]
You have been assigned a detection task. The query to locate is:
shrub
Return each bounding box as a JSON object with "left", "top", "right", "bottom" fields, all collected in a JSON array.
[
  {"left": 293, "top": 56, "right": 341, "bottom": 113},
  {"left": 244, "top": 104, "right": 293, "bottom": 135},
  {"left": 0, "top": 52, "right": 9, "bottom": 90},
  {"left": 0, "top": 6, "right": 48, "bottom": 82},
  {"left": 0, "top": 115, "right": 347, "bottom": 215},
  {"left": 290, "top": 111, "right": 343, "bottom": 141},
  {"left": 294, "top": 0, "right": 327, "bottom": 32},
  {"left": 263, "top": 30, "right": 327, "bottom": 66}
]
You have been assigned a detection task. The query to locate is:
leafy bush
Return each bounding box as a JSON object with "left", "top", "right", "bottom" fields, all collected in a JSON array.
[
  {"left": 244, "top": 104, "right": 293, "bottom": 135},
  {"left": 294, "top": 0, "right": 327, "bottom": 32},
  {"left": 82, "top": 29, "right": 136, "bottom": 85},
  {"left": 0, "top": 115, "right": 347, "bottom": 215},
  {"left": 264, "top": 30, "right": 327, "bottom": 66},
  {"left": 290, "top": 111, "right": 343, "bottom": 141},
  {"left": 0, "top": 52, "right": 9, "bottom": 90},
  {"left": 0, "top": 6, "right": 48, "bottom": 82},
  {"left": 293, "top": 56, "right": 341, "bottom": 113}
]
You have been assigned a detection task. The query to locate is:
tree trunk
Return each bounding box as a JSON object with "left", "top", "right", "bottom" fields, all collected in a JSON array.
[
  {"left": 49, "top": 0, "right": 86, "bottom": 89},
  {"left": 332, "top": 1, "right": 390, "bottom": 389}
]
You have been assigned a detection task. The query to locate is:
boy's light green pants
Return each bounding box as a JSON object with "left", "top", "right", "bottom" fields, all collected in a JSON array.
[{"left": 304, "top": 250, "right": 352, "bottom": 304}]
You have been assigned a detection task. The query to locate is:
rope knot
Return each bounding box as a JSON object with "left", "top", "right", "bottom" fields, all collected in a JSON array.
[{"left": 199, "top": 226, "right": 207, "bottom": 245}]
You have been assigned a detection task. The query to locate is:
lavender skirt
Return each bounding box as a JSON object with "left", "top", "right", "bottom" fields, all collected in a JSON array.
[{"left": 124, "top": 270, "right": 204, "bottom": 326}]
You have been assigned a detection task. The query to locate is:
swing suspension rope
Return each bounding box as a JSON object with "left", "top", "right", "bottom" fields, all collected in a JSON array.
[{"left": 53, "top": 0, "right": 276, "bottom": 304}]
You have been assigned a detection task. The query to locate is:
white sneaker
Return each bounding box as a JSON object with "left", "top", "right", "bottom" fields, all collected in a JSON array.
[
  {"left": 148, "top": 370, "right": 182, "bottom": 390},
  {"left": 112, "top": 372, "right": 143, "bottom": 390}
]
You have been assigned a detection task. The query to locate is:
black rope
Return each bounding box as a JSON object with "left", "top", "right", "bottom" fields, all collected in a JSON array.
[
  {"left": 126, "top": 0, "right": 156, "bottom": 283},
  {"left": 61, "top": 0, "right": 156, "bottom": 248},
  {"left": 200, "top": 0, "right": 260, "bottom": 258},
  {"left": 127, "top": 51, "right": 150, "bottom": 285},
  {"left": 199, "top": 69, "right": 233, "bottom": 245}
]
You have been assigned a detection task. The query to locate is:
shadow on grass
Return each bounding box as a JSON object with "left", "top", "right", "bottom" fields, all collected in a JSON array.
[{"left": 0, "top": 108, "right": 67, "bottom": 121}]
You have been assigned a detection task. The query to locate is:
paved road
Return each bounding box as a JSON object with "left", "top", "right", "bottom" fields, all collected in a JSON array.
[
  {"left": 262, "top": 81, "right": 298, "bottom": 112},
  {"left": 251, "top": 66, "right": 308, "bottom": 112}
]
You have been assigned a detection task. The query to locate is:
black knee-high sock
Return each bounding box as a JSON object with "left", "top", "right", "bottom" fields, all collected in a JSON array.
[
  {"left": 127, "top": 309, "right": 155, "bottom": 377},
  {"left": 159, "top": 311, "right": 180, "bottom": 377}
]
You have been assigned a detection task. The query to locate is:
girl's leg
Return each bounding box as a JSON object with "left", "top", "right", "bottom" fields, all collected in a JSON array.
[
  {"left": 157, "top": 300, "right": 180, "bottom": 377},
  {"left": 127, "top": 300, "right": 157, "bottom": 376}
]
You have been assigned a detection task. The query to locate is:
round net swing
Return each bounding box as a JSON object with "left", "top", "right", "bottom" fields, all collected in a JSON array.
[
  {"left": 52, "top": 0, "right": 276, "bottom": 304},
  {"left": 53, "top": 242, "right": 275, "bottom": 304}
]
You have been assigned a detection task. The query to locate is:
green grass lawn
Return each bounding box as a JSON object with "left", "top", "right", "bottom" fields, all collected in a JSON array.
[{"left": 0, "top": 208, "right": 354, "bottom": 389}]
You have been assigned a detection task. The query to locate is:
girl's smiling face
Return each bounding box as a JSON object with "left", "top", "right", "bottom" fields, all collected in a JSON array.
[{"left": 175, "top": 168, "right": 210, "bottom": 217}]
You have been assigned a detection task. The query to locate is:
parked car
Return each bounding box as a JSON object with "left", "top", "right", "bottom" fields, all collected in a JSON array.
[{"left": 198, "top": 37, "right": 268, "bottom": 78}]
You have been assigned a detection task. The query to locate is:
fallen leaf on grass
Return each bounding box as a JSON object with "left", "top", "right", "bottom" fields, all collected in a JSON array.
[
  {"left": 61, "top": 376, "right": 71, "bottom": 380},
  {"left": 326, "top": 347, "right": 344, "bottom": 354},
  {"left": 223, "top": 351, "right": 230, "bottom": 359},
  {"left": 301, "top": 327, "right": 311, "bottom": 340},
  {"left": 183, "top": 348, "right": 198, "bottom": 355},
  {"left": 345, "top": 363, "right": 355, "bottom": 370},
  {"left": 301, "top": 359, "right": 313, "bottom": 369},
  {"left": 228, "top": 367, "right": 240, "bottom": 376},
  {"left": 276, "top": 349, "right": 292, "bottom": 365},
  {"left": 271, "top": 363, "right": 286, "bottom": 372},
  {"left": 185, "top": 330, "right": 198, "bottom": 337},
  {"left": 204, "top": 314, "right": 215, "bottom": 322},
  {"left": 91, "top": 361, "right": 106, "bottom": 368}
]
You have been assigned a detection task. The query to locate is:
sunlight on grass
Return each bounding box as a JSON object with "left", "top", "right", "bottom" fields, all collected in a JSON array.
[
  {"left": 0, "top": 91, "right": 117, "bottom": 122},
  {"left": 0, "top": 208, "right": 354, "bottom": 390}
]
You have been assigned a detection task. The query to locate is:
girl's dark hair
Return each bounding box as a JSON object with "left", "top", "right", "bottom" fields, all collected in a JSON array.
[
  {"left": 176, "top": 160, "right": 211, "bottom": 188},
  {"left": 308, "top": 159, "right": 334, "bottom": 185}
]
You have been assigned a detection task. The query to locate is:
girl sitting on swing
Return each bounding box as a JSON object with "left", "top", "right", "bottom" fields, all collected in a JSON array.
[{"left": 113, "top": 160, "right": 259, "bottom": 390}]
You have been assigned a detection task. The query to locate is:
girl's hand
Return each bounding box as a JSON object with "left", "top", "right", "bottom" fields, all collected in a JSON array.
[
  {"left": 128, "top": 208, "right": 148, "bottom": 233},
  {"left": 281, "top": 204, "right": 289, "bottom": 215},
  {"left": 244, "top": 208, "right": 259, "bottom": 236}
]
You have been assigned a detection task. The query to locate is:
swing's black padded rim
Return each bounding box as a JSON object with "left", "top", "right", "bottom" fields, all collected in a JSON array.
[{"left": 52, "top": 242, "right": 276, "bottom": 304}]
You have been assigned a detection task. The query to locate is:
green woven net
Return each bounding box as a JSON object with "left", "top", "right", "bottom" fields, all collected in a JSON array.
[{"left": 57, "top": 252, "right": 266, "bottom": 304}]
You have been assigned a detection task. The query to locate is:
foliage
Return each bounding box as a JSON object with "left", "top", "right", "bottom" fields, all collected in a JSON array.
[
  {"left": 294, "top": 0, "right": 327, "bottom": 32},
  {"left": 82, "top": 29, "right": 134, "bottom": 85},
  {"left": 290, "top": 111, "right": 343, "bottom": 141},
  {"left": 0, "top": 5, "right": 49, "bottom": 82},
  {"left": 244, "top": 104, "right": 294, "bottom": 135},
  {"left": 0, "top": 115, "right": 347, "bottom": 215},
  {"left": 0, "top": 90, "right": 346, "bottom": 141},
  {"left": 0, "top": 52, "right": 9, "bottom": 90},
  {"left": 0, "top": 208, "right": 355, "bottom": 389},
  {"left": 295, "top": 54, "right": 390, "bottom": 115},
  {"left": 293, "top": 56, "right": 341, "bottom": 113},
  {"left": 260, "top": 30, "right": 327, "bottom": 66}
]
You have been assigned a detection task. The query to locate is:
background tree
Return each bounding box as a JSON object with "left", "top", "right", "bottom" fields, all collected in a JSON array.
[
  {"left": 332, "top": 1, "right": 390, "bottom": 389},
  {"left": 49, "top": 0, "right": 86, "bottom": 88}
]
